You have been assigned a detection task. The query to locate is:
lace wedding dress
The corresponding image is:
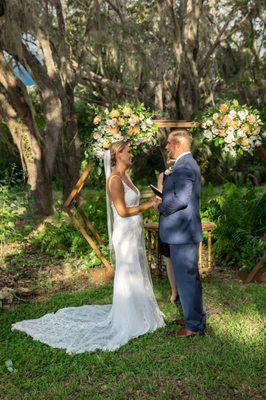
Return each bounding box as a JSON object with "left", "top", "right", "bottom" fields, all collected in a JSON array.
[{"left": 12, "top": 180, "right": 165, "bottom": 354}]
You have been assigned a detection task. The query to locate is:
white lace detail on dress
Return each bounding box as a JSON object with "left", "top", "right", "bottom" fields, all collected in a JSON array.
[{"left": 12, "top": 183, "right": 165, "bottom": 353}]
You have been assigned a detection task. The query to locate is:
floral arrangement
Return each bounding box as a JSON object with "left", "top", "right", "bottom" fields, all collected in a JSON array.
[
  {"left": 91, "top": 103, "right": 158, "bottom": 159},
  {"left": 200, "top": 100, "right": 265, "bottom": 157}
]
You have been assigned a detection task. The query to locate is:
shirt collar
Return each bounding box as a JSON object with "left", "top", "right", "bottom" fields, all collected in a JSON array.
[{"left": 174, "top": 151, "right": 191, "bottom": 164}]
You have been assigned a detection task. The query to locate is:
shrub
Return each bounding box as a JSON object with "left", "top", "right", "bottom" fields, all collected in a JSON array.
[
  {"left": 202, "top": 183, "right": 266, "bottom": 271},
  {"left": 30, "top": 194, "right": 111, "bottom": 267},
  {"left": 0, "top": 174, "right": 29, "bottom": 255}
]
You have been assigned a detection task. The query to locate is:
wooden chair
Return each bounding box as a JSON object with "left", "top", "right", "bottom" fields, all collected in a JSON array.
[{"left": 144, "top": 221, "right": 216, "bottom": 275}]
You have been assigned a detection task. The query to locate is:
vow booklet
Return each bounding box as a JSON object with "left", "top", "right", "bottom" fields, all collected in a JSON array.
[{"left": 150, "top": 184, "right": 163, "bottom": 198}]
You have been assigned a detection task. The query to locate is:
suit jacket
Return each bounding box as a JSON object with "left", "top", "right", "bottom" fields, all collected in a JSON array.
[{"left": 158, "top": 153, "right": 203, "bottom": 244}]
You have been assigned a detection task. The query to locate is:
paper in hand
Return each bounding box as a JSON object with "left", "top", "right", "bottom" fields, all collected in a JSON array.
[{"left": 150, "top": 184, "right": 163, "bottom": 198}]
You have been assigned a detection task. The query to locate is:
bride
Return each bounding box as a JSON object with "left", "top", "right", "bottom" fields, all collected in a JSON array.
[{"left": 12, "top": 141, "right": 165, "bottom": 353}]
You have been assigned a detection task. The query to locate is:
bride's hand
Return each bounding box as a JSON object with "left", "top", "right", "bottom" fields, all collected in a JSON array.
[{"left": 150, "top": 197, "right": 161, "bottom": 210}]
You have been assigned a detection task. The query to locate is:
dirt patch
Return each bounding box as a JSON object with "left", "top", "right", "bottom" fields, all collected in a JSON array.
[{"left": 0, "top": 243, "right": 113, "bottom": 304}]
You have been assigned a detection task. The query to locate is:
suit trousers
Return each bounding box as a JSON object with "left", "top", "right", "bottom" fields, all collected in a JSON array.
[{"left": 170, "top": 243, "right": 206, "bottom": 332}]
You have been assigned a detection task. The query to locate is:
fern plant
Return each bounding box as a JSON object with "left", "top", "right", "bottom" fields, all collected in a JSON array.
[{"left": 204, "top": 183, "right": 266, "bottom": 271}]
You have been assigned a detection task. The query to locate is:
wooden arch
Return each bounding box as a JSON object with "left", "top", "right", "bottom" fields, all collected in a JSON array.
[{"left": 63, "top": 120, "right": 195, "bottom": 282}]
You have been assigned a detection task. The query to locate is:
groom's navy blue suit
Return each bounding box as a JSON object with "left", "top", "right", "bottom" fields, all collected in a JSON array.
[{"left": 158, "top": 153, "right": 206, "bottom": 332}]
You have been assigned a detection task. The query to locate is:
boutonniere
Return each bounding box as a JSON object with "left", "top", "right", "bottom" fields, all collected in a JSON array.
[{"left": 164, "top": 166, "right": 173, "bottom": 176}]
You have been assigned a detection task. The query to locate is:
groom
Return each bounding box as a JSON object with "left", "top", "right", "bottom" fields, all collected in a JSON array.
[{"left": 157, "top": 130, "right": 206, "bottom": 336}]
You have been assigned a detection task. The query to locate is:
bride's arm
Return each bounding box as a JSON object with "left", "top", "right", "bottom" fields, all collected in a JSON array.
[
  {"left": 109, "top": 176, "right": 155, "bottom": 217},
  {"left": 157, "top": 172, "right": 164, "bottom": 192}
]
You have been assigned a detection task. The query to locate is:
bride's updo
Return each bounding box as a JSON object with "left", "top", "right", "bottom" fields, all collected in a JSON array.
[{"left": 110, "top": 141, "right": 128, "bottom": 167}]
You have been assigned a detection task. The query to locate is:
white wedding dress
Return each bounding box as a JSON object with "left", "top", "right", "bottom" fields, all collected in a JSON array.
[{"left": 12, "top": 180, "right": 165, "bottom": 353}]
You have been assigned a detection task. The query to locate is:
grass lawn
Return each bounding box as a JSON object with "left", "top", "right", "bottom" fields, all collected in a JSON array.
[{"left": 0, "top": 274, "right": 265, "bottom": 400}]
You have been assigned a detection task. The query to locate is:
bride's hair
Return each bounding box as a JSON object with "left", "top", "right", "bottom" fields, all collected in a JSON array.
[{"left": 110, "top": 141, "right": 128, "bottom": 167}]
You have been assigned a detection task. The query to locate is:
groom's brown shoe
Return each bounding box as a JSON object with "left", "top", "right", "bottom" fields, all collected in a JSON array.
[
  {"left": 171, "top": 319, "right": 185, "bottom": 327},
  {"left": 176, "top": 328, "right": 205, "bottom": 337}
]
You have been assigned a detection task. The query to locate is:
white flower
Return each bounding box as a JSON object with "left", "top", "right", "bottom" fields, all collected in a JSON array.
[
  {"left": 229, "top": 110, "right": 237, "bottom": 119},
  {"left": 224, "top": 132, "right": 235, "bottom": 143},
  {"left": 139, "top": 113, "right": 145, "bottom": 120},
  {"left": 213, "top": 113, "right": 219, "bottom": 120},
  {"left": 129, "top": 119, "right": 137, "bottom": 127},
  {"left": 141, "top": 122, "right": 148, "bottom": 131},
  {"left": 236, "top": 129, "right": 245, "bottom": 138},
  {"left": 146, "top": 118, "right": 153, "bottom": 126},
  {"left": 226, "top": 127, "right": 235, "bottom": 136},
  {"left": 204, "top": 130, "right": 213, "bottom": 140},
  {"left": 255, "top": 140, "right": 262, "bottom": 147},
  {"left": 238, "top": 110, "right": 247, "bottom": 121},
  {"left": 95, "top": 150, "right": 104, "bottom": 158},
  {"left": 262, "top": 132, "right": 266, "bottom": 138},
  {"left": 229, "top": 149, "right": 237, "bottom": 157},
  {"left": 106, "top": 119, "right": 117, "bottom": 127},
  {"left": 93, "top": 133, "right": 101, "bottom": 140},
  {"left": 164, "top": 167, "right": 173, "bottom": 176}
]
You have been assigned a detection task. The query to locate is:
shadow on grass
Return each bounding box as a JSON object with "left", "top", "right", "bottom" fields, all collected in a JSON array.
[{"left": 0, "top": 272, "right": 265, "bottom": 399}]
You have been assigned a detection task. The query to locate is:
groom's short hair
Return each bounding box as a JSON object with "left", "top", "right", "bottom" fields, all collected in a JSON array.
[{"left": 170, "top": 130, "right": 192, "bottom": 148}]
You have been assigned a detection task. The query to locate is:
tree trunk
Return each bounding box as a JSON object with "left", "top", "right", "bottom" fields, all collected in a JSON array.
[
  {"left": 0, "top": 53, "right": 54, "bottom": 215},
  {"left": 0, "top": 94, "right": 54, "bottom": 215},
  {"left": 57, "top": 86, "right": 81, "bottom": 201},
  {"left": 177, "top": 0, "right": 201, "bottom": 119}
]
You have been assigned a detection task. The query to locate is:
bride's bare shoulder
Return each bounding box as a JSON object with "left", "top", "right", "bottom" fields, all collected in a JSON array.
[{"left": 108, "top": 173, "right": 124, "bottom": 190}]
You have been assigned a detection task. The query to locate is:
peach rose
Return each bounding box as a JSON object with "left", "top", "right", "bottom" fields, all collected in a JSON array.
[
  {"left": 242, "top": 124, "right": 250, "bottom": 133},
  {"left": 122, "top": 107, "right": 133, "bottom": 117},
  {"left": 219, "top": 104, "right": 229, "bottom": 113},
  {"left": 252, "top": 127, "right": 261, "bottom": 136},
  {"left": 102, "top": 141, "right": 110, "bottom": 149},
  {"left": 247, "top": 115, "right": 256, "bottom": 124},
  {"left": 218, "top": 129, "right": 226, "bottom": 137},
  {"left": 131, "top": 114, "right": 140, "bottom": 123},
  {"left": 111, "top": 127, "right": 120, "bottom": 136},
  {"left": 110, "top": 109, "right": 120, "bottom": 119},
  {"left": 229, "top": 120, "right": 238, "bottom": 130},
  {"left": 117, "top": 118, "right": 125, "bottom": 126},
  {"left": 132, "top": 125, "right": 140, "bottom": 133},
  {"left": 93, "top": 116, "right": 101, "bottom": 125},
  {"left": 240, "top": 138, "right": 250, "bottom": 147},
  {"left": 222, "top": 116, "right": 231, "bottom": 126}
]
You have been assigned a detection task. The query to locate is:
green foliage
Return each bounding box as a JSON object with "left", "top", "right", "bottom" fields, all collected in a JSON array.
[
  {"left": 0, "top": 173, "right": 29, "bottom": 253},
  {"left": 202, "top": 183, "right": 266, "bottom": 271},
  {"left": 1, "top": 180, "right": 265, "bottom": 273},
  {"left": 30, "top": 193, "right": 111, "bottom": 268},
  {"left": 0, "top": 124, "right": 22, "bottom": 181}
]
